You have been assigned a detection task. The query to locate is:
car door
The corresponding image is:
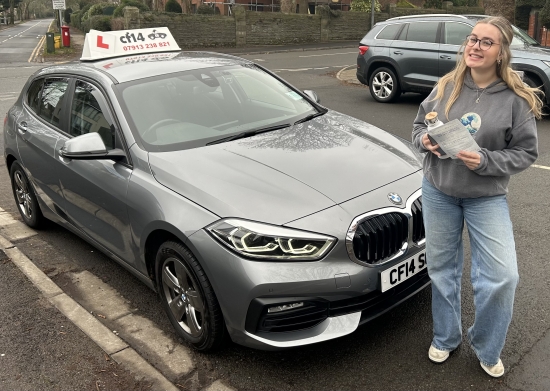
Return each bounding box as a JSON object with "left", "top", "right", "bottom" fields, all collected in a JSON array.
[
  {"left": 56, "top": 79, "right": 134, "bottom": 263},
  {"left": 390, "top": 21, "right": 440, "bottom": 88},
  {"left": 16, "top": 77, "right": 70, "bottom": 216},
  {"left": 439, "top": 21, "right": 473, "bottom": 77}
]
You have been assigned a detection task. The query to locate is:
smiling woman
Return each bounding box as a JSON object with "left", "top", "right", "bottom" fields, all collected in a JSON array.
[{"left": 412, "top": 16, "right": 542, "bottom": 378}]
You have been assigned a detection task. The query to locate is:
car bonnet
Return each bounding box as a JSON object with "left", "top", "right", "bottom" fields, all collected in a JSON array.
[{"left": 148, "top": 111, "right": 422, "bottom": 225}]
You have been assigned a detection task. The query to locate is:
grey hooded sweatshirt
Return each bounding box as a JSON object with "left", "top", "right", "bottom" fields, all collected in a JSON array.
[{"left": 412, "top": 72, "right": 538, "bottom": 198}]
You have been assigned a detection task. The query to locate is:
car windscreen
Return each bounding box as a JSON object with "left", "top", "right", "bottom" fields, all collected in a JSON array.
[
  {"left": 116, "top": 65, "right": 316, "bottom": 152},
  {"left": 511, "top": 25, "right": 539, "bottom": 47}
]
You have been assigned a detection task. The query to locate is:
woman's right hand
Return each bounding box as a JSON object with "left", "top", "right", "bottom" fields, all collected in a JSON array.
[{"left": 422, "top": 133, "right": 441, "bottom": 157}]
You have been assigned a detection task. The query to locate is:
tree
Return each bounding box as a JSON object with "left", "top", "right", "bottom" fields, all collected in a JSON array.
[{"left": 350, "top": 0, "right": 381, "bottom": 13}]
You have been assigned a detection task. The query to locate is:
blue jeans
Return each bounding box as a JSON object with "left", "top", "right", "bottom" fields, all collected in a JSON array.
[{"left": 422, "top": 178, "right": 518, "bottom": 366}]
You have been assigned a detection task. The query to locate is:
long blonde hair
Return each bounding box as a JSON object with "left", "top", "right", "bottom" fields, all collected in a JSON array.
[{"left": 433, "top": 16, "right": 543, "bottom": 119}]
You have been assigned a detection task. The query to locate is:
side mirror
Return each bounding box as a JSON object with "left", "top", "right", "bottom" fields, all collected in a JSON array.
[
  {"left": 303, "top": 90, "right": 320, "bottom": 104},
  {"left": 60, "top": 132, "right": 126, "bottom": 161}
]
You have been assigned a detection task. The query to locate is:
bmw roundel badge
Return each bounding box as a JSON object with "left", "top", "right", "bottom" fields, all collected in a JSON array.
[{"left": 388, "top": 193, "right": 403, "bottom": 205}]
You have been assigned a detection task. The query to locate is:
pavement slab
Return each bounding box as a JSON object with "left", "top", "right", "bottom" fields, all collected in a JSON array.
[{"left": 0, "top": 250, "right": 153, "bottom": 391}]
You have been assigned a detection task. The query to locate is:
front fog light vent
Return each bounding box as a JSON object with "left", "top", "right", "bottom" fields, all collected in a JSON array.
[{"left": 268, "top": 302, "right": 304, "bottom": 313}]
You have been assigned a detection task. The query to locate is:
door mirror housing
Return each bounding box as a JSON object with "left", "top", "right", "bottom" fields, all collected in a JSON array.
[
  {"left": 303, "top": 90, "right": 320, "bottom": 104},
  {"left": 60, "top": 133, "right": 126, "bottom": 161}
]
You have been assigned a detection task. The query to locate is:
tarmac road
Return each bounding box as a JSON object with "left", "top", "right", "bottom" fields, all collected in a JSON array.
[
  {"left": 0, "top": 43, "right": 549, "bottom": 391},
  {"left": 0, "top": 19, "right": 52, "bottom": 64}
]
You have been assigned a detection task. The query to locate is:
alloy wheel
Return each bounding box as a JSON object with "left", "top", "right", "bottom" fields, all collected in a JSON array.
[
  {"left": 372, "top": 71, "right": 394, "bottom": 99},
  {"left": 161, "top": 257, "right": 205, "bottom": 337},
  {"left": 13, "top": 170, "right": 34, "bottom": 220}
]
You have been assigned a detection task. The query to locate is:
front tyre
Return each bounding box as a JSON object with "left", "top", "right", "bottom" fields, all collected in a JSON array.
[
  {"left": 9, "top": 161, "right": 44, "bottom": 228},
  {"left": 369, "top": 67, "right": 401, "bottom": 103},
  {"left": 155, "top": 241, "right": 225, "bottom": 351}
]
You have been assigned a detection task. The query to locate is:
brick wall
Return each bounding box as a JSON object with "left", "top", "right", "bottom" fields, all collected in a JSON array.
[
  {"left": 245, "top": 12, "right": 321, "bottom": 45},
  {"left": 139, "top": 13, "right": 236, "bottom": 48},
  {"left": 123, "top": 6, "right": 486, "bottom": 48},
  {"left": 328, "top": 12, "right": 389, "bottom": 41}
]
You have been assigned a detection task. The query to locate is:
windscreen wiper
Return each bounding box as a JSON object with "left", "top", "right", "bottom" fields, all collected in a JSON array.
[
  {"left": 207, "top": 123, "right": 291, "bottom": 145},
  {"left": 293, "top": 109, "right": 328, "bottom": 125}
]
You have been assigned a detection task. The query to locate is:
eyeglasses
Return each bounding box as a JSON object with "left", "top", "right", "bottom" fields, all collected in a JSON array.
[{"left": 466, "top": 35, "right": 500, "bottom": 51}]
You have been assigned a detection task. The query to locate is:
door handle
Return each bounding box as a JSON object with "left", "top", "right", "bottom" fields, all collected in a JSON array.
[
  {"left": 17, "top": 121, "right": 28, "bottom": 134},
  {"left": 440, "top": 55, "right": 452, "bottom": 59},
  {"left": 393, "top": 51, "right": 403, "bottom": 55}
]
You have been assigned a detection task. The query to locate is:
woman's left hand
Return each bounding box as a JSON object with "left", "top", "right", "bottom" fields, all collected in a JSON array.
[{"left": 456, "top": 151, "right": 481, "bottom": 170}]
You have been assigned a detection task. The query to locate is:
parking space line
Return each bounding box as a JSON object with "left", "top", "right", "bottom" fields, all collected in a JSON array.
[
  {"left": 532, "top": 164, "right": 550, "bottom": 171},
  {"left": 299, "top": 51, "right": 357, "bottom": 57}
]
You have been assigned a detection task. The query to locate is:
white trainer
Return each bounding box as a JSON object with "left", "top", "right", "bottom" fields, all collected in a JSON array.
[
  {"left": 480, "top": 359, "right": 505, "bottom": 378},
  {"left": 428, "top": 345, "right": 450, "bottom": 363}
]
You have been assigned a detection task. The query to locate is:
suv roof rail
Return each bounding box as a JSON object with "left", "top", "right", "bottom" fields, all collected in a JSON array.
[{"left": 386, "top": 13, "right": 469, "bottom": 21}]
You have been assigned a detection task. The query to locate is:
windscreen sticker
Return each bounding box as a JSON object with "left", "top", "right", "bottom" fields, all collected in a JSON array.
[{"left": 286, "top": 91, "right": 303, "bottom": 101}]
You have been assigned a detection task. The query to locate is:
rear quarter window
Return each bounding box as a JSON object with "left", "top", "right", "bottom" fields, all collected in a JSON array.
[
  {"left": 26, "top": 79, "right": 43, "bottom": 113},
  {"left": 377, "top": 24, "right": 402, "bottom": 40}
]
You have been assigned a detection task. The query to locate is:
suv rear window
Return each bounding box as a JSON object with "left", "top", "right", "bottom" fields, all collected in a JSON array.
[{"left": 377, "top": 24, "right": 402, "bottom": 40}]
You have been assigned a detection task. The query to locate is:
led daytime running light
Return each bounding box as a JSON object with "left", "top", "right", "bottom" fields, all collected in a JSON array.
[{"left": 208, "top": 219, "right": 335, "bottom": 261}]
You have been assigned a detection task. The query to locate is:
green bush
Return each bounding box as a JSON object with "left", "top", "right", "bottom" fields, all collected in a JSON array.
[
  {"left": 165, "top": 0, "right": 182, "bottom": 13},
  {"left": 396, "top": 0, "right": 415, "bottom": 7},
  {"left": 70, "top": 10, "right": 81, "bottom": 28},
  {"left": 197, "top": 4, "right": 215, "bottom": 14},
  {"left": 350, "top": 0, "right": 381, "bottom": 12},
  {"left": 113, "top": 0, "right": 150, "bottom": 18},
  {"left": 71, "top": 11, "right": 80, "bottom": 30},
  {"left": 88, "top": 2, "right": 114, "bottom": 16},
  {"left": 82, "top": 14, "right": 112, "bottom": 32},
  {"left": 79, "top": 3, "right": 93, "bottom": 21}
]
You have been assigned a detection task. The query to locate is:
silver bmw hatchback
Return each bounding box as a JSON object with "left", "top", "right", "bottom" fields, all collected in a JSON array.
[{"left": 3, "top": 49, "right": 428, "bottom": 351}]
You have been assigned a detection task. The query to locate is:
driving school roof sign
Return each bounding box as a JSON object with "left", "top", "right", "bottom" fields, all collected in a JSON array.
[{"left": 80, "top": 28, "right": 181, "bottom": 61}]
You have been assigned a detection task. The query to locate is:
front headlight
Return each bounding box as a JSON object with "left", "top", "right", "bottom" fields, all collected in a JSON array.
[{"left": 207, "top": 218, "right": 336, "bottom": 261}]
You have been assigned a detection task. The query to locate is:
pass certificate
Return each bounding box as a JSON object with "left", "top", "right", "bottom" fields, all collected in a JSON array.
[{"left": 427, "top": 119, "right": 480, "bottom": 159}]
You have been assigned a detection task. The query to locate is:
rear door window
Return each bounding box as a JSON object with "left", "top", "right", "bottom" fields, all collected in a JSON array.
[
  {"left": 404, "top": 22, "right": 439, "bottom": 43},
  {"left": 38, "top": 78, "right": 70, "bottom": 128}
]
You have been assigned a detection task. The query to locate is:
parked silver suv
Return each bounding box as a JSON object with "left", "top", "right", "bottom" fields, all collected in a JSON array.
[{"left": 357, "top": 14, "right": 549, "bottom": 103}]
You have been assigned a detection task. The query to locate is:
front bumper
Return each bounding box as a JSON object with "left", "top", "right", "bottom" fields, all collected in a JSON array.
[{"left": 190, "top": 226, "right": 429, "bottom": 350}]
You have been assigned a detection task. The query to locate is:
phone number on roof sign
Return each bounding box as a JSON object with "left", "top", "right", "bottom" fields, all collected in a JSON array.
[{"left": 123, "top": 42, "right": 171, "bottom": 51}]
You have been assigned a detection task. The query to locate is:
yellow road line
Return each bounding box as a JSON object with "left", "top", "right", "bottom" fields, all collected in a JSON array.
[
  {"left": 532, "top": 164, "right": 550, "bottom": 171},
  {"left": 28, "top": 35, "right": 45, "bottom": 63}
]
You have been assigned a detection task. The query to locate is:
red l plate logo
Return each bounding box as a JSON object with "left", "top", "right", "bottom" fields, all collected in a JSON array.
[{"left": 97, "top": 35, "right": 109, "bottom": 49}]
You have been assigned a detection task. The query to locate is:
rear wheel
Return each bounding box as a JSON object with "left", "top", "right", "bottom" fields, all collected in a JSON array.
[
  {"left": 155, "top": 241, "right": 225, "bottom": 351},
  {"left": 9, "top": 161, "right": 44, "bottom": 228},
  {"left": 369, "top": 67, "right": 401, "bottom": 103}
]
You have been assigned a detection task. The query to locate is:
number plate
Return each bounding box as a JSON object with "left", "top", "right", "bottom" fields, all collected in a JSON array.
[{"left": 380, "top": 251, "right": 427, "bottom": 292}]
